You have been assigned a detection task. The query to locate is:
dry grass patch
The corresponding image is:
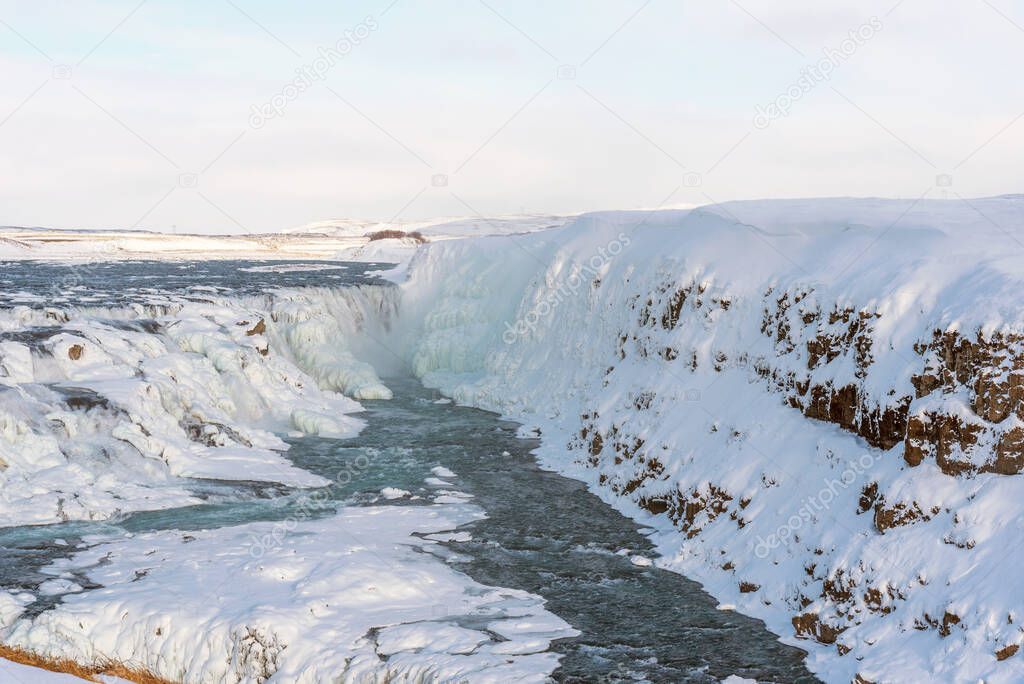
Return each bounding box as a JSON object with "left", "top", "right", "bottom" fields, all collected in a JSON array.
[
  {"left": 0, "top": 644, "right": 176, "bottom": 684},
  {"left": 365, "top": 229, "right": 427, "bottom": 243}
]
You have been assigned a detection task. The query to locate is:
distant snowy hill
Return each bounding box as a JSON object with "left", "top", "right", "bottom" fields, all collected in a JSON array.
[
  {"left": 284, "top": 214, "right": 574, "bottom": 238},
  {"left": 0, "top": 214, "right": 575, "bottom": 263}
]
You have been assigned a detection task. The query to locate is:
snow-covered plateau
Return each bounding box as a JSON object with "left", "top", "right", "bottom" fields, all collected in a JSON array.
[
  {"left": 3, "top": 195, "right": 1024, "bottom": 682},
  {"left": 0, "top": 213, "right": 574, "bottom": 265}
]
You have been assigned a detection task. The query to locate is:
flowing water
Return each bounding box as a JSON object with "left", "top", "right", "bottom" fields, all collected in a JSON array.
[
  {"left": 0, "top": 259, "right": 388, "bottom": 308},
  {"left": 0, "top": 261, "right": 817, "bottom": 683}
]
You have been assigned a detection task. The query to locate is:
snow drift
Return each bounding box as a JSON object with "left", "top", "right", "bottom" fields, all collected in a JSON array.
[
  {"left": 390, "top": 196, "right": 1024, "bottom": 683},
  {"left": 2, "top": 502, "right": 576, "bottom": 683}
]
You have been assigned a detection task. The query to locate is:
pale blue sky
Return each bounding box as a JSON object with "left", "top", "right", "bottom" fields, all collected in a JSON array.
[{"left": 1, "top": 0, "right": 1022, "bottom": 233}]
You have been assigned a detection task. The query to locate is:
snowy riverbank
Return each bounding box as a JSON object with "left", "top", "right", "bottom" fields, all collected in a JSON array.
[{"left": 393, "top": 196, "right": 1024, "bottom": 683}]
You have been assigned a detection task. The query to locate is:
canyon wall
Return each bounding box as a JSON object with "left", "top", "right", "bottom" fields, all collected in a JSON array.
[{"left": 394, "top": 197, "right": 1024, "bottom": 683}]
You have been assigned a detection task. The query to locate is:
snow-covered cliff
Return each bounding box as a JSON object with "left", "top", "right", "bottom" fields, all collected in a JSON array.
[{"left": 393, "top": 196, "right": 1024, "bottom": 683}]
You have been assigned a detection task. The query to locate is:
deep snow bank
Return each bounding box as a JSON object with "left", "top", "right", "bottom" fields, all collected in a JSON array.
[
  {"left": 0, "top": 284, "right": 397, "bottom": 527},
  {"left": 2, "top": 500, "right": 576, "bottom": 684},
  {"left": 394, "top": 197, "right": 1024, "bottom": 683}
]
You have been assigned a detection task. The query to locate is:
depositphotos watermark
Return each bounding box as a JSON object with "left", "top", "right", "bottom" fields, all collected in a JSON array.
[
  {"left": 249, "top": 17, "right": 379, "bottom": 129},
  {"left": 247, "top": 453, "right": 374, "bottom": 559},
  {"left": 501, "top": 232, "right": 631, "bottom": 345},
  {"left": 753, "top": 451, "right": 881, "bottom": 559},
  {"left": 753, "top": 17, "right": 883, "bottom": 130}
]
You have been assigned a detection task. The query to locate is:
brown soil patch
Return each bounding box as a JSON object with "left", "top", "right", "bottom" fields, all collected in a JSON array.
[{"left": 0, "top": 644, "right": 176, "bottom": 683}]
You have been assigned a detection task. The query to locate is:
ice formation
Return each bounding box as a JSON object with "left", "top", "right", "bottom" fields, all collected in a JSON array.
[{"left": 0, "top": 285, "right": 397, "bottom": 527}]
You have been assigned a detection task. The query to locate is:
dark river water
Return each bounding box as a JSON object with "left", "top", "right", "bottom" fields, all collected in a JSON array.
[
  {"left": 334, "top": 377, "right": 817, "bottom": 683},
  {"left": 0, "top": 258, "right": 389, "bottom": 307},
  {"left": 0, "top": 261, "right": 816, "bottom": 682}
]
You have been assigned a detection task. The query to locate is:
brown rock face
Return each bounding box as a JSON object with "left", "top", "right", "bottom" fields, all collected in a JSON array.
[
  {"left": 938, "top": 611, "right": 961, "bottom": 637},
  {"left": 974, "top": 370, "right": 1024, "bottom": 423},
  {"left": 670, "top": 485, "right": 733, "bottom": 539},
  {"left": 758, "top": 295, "right": 916, "bottom": 451},
  {"left": 647, "top": 284, "right": 1024, "bottom": 480},
  {"left": 873, "top": 498, "right": 929, "bottom": 534},
  {"left": 800, "top": 383, "right": 910, "bottom": 451},
  {"left": 246, "top": 319, "right": 266, "bottom": 336},
  {"left": 906, "top": 330, "right": 1024, "bottom": 475},
  {"left": 858, "top": 482, "right": 879, "bottom": 514},
  {"left": 792, "top": 612, "right": 844, "bottom": 644},
  {"left": 638, "top": 496, "right": 669, "bottom": 515},
  {"left": 67, "top": 344, "right": 84, "bottom": 361},
  {"left": 758, "top": 294, "right": 1024, "bottom": 477},
  {"left": 985, "top": 427, "right": 1024, "bottom": 475},
  {"left": 996, "top": 643, "right": 1020, "bottom": 661},
  {"left": 904, "top": 412, "right": 982, "bottom": 475}
]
